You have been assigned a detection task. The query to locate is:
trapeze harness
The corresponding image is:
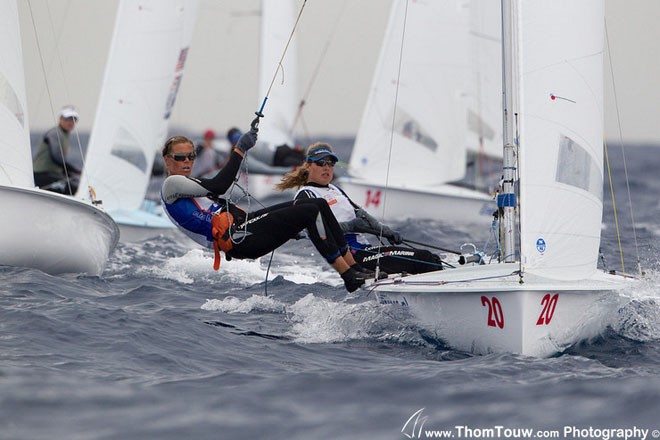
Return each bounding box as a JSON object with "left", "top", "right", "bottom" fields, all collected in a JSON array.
[{"left": 295, "top": 183, "right": 370, "bottom": 250}]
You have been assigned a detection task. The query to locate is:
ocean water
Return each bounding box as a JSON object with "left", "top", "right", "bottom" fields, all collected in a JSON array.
[{"left": 2, "top": 145, "right": 660, "bottom": 440}]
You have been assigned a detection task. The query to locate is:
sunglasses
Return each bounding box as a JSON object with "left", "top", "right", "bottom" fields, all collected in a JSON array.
[
  {"left": 312, "top": 159, "right": 336, "bottom": 168},
  {"left": 169, "top": 152, "right": 197, "bottom": 162}
]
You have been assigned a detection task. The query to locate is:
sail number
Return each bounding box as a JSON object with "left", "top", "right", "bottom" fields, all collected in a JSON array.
[
  {"left": 480, "top": 293, "right": 559, "bottom": 329},
  {"left": 365, "top": 190, "right": 381, "bottom": 208},
  {"left": 481, "top": 296, "right": 504, "bottom": 329},
  {"left": 536, "top": 293, "right": 559, "bottom": 325}
]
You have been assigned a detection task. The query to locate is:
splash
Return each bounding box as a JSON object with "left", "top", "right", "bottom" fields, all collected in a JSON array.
[
  {"left": 285, "top": 293, "right": 418, "bottom": 344},
  {"left": 118, "top": 243, "right": 343, "bottom": 287},
  {"left": 202, "top": 294, "right": 287, "bottom": 314},
  {"left": 613, "top": 270, "right": 660, "bottom": 341}
]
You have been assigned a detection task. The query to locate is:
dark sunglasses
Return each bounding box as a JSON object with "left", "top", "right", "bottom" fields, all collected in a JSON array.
[
  {"left": 169, "top": 152, "right": 197, "bottom": 162},
  {"left": 312, "top": 159, "right": 336, "bottom": 168},
  {"left": 63, "top": 116, "right": 78, "bottom": 122}
]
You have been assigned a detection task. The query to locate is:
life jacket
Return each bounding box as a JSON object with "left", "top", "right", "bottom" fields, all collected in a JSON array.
[
  {"left": 210, "top": 204, "right": 247, "bottom": 270},
  {"left": 211, "top": 211, "right": 234, "bottom": 270}
]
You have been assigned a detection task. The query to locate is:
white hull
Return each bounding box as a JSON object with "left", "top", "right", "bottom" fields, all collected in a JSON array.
[
  {"left": 338, "top": 176, "right": 496, "bottom": 226},
  {"left": 111, "top": 211, "right": 177, "bottom": 243},
  {"left": 110, "top": 200, "right": 179, "bottom": 243},
  {"left": 371, "top": 265, "right": 630, "bottom": 357},
  {"left": 0, "top": 186, "right": 119, "bottom": 275}
]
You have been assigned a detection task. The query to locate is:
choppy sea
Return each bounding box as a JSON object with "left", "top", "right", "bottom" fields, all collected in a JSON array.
[{"left": 2, "top": 144, "right": 660, "bottom": 440}]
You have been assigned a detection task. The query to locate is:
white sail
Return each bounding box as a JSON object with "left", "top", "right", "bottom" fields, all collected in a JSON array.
[
  {"left": 256, "top": 0, "right": 298, "bottom": 152},
  {"left": 465, "top": 0, "right": 502, "bottom": 159},
  {"left": 514, "top": 0, "right": 604, "bottom": 280},
  {"left": 76, "top": 0, "right": 198, "bottom": 211},
  {"left": 0, "top": 0, "right": 32, "bottom": 188},
  {"left": 348, "top": 0, "right": 470, "bottom": 187}
]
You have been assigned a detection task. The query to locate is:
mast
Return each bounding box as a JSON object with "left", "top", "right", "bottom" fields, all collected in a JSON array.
[{"left": 498, "top": 0, "right": 517, "bottom": 264}]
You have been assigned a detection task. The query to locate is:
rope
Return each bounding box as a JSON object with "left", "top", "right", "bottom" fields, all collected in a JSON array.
[
  {"left": 400, "top": 238, "right": 461, "bottom": 255},
  {"left": 603, "top": 139, "right": 624, "bottom": 273},
  {"left": 27, "top": 0, "right": 85, "bottom": 196},
  {"left": 257, "top": 0, "right": 308, "bottom": 116},
  {"left": 223, "top": 0, "right": 309, "bottom": 273},
  {"left": 605, "top": 21, "right": 641, "bottom": 274},
  {"left": 264, "top": 251, "right": 275, "bottom": 297},
  {"left": 370, "top": 0, "right": 411, "bottom": 277}
]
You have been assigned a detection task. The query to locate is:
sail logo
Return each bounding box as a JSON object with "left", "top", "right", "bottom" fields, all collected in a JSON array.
[
  {"left": 401, "top": 408, "right": 427, "bottom": 438},
  {"left": 536, "top": 238, "right": 546, "bottom": 254}
]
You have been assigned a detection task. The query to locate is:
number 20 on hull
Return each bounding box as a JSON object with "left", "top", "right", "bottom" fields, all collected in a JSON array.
[{"left": 480, "top": 293, "right": 560, "bottom": 329}]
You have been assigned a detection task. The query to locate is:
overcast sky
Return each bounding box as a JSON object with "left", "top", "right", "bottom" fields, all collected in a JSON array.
[{"left": 18, "top": 0, "right": 660, "bottom": 145}]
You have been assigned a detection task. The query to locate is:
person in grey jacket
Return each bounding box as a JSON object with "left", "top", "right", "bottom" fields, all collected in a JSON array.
[{"left": 32, "top": 105, "right": 81, "bottom": 195}]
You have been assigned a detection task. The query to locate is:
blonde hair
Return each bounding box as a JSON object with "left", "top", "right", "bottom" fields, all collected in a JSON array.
[{"left": 276, "top": 142, "right": 335, "bottom": 191}]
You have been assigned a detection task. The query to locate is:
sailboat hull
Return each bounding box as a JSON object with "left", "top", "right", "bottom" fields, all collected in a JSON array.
[
  {"left": 338, "top": 176, "right": 496, "bottom": 226},
  {"left": 0, "top": 186, "right": 119, "bottom": 275},
  {"left": 371, "top": 265, "right": 630, "bottom": 357}
]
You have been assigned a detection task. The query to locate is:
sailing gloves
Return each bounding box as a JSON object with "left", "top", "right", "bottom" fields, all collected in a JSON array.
[
  {"left": 341, "top": 208, "right": 403, "bottom": 245},
  {"left": 381, "top": 225, "right": 403, "bottom": 245},
  {"left": 235, "top": 128, "right": 258, "bottom": 153}
]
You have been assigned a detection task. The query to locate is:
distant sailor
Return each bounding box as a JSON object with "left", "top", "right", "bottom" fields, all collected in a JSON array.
[
  {"left": 160, "top": 128, "right": 371, "bottom": 292},
  {"left": 33, "top": 105, "right": 82, "bottom": 195}
]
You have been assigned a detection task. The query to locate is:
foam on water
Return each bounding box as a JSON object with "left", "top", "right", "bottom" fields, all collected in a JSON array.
[
  {"left": 117, "top": 244, "right": 345, "bottom": 288},
  {"left": 285, "top": 293, "right": 418, "bottom": 344},
  {"left": 613, "top": 269, "right": 660, "bottom": 341},
  {"left": 201, "top": 294, "right": 287, "bottom": 314}
]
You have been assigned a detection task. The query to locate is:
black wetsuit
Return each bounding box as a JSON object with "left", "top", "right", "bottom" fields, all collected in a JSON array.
[{"left": 295, "top": 183, "right": 443, "bottom": 274}]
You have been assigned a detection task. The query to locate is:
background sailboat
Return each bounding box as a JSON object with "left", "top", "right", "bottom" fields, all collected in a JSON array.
[
  {"left": 75, "top": 0, "right": 198, "bottom": 242},
  {"left": 337, "top": 0, "right": 498, "bottom": 226},
  {"left": 369, "top": 0, "right": 634, "bottom": 357},
  {"left": 0, "top": 0, "right": 118, "bottom": 275}
]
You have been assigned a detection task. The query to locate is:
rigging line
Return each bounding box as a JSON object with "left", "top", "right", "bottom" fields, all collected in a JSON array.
[
  {"left": 44, "top": 0, "right": 86, "bottom": 174},
  {"left": 401, "top": 238, "right": 461, "bottom": 255},
  {"left": 263, "top": 251, "right": 275, "bottom": 297},
  {"left": 605, "top": 21, "right": 641, "bottom": 275},
  {"left": 26, "top": 0, "right": 77, "bottom": 194},
  {"left": 257, "top": 0, "right": 308, "bottom": 116},
  {"left": 603, "top": 140, "right": 625, "bottom": 273},
  {"left": 372, "top": 0, "right": 410, "bottom": 273},
  {"left": 235, "top": 1, "right": 308, "bottom": 244}
]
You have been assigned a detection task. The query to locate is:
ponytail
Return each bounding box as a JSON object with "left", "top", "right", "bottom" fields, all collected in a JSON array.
[{"left": 276, "top": 164, "right": 310, "bottom": 191}]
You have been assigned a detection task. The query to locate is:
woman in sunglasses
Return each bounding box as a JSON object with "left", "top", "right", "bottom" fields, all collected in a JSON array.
[
  {"left": 160, "top": 129, "right": 367, "bottom": 292},
  {"left": 277, "top": 143, "right": 444, "bottom": 275}
]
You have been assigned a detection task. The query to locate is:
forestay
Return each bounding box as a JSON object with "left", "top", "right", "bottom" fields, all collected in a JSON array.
[
  {"left": 348, "top": 0, "right": 470, "bottom": 187},
  {"left": 76, "top": 0, "right": 198, "bottom": 211},
  {"left": 0, "top": 0, "right": 32, "bottom": 189},
  {"left": 514, "top": 0, "right": 604, "bottom": 280}
]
